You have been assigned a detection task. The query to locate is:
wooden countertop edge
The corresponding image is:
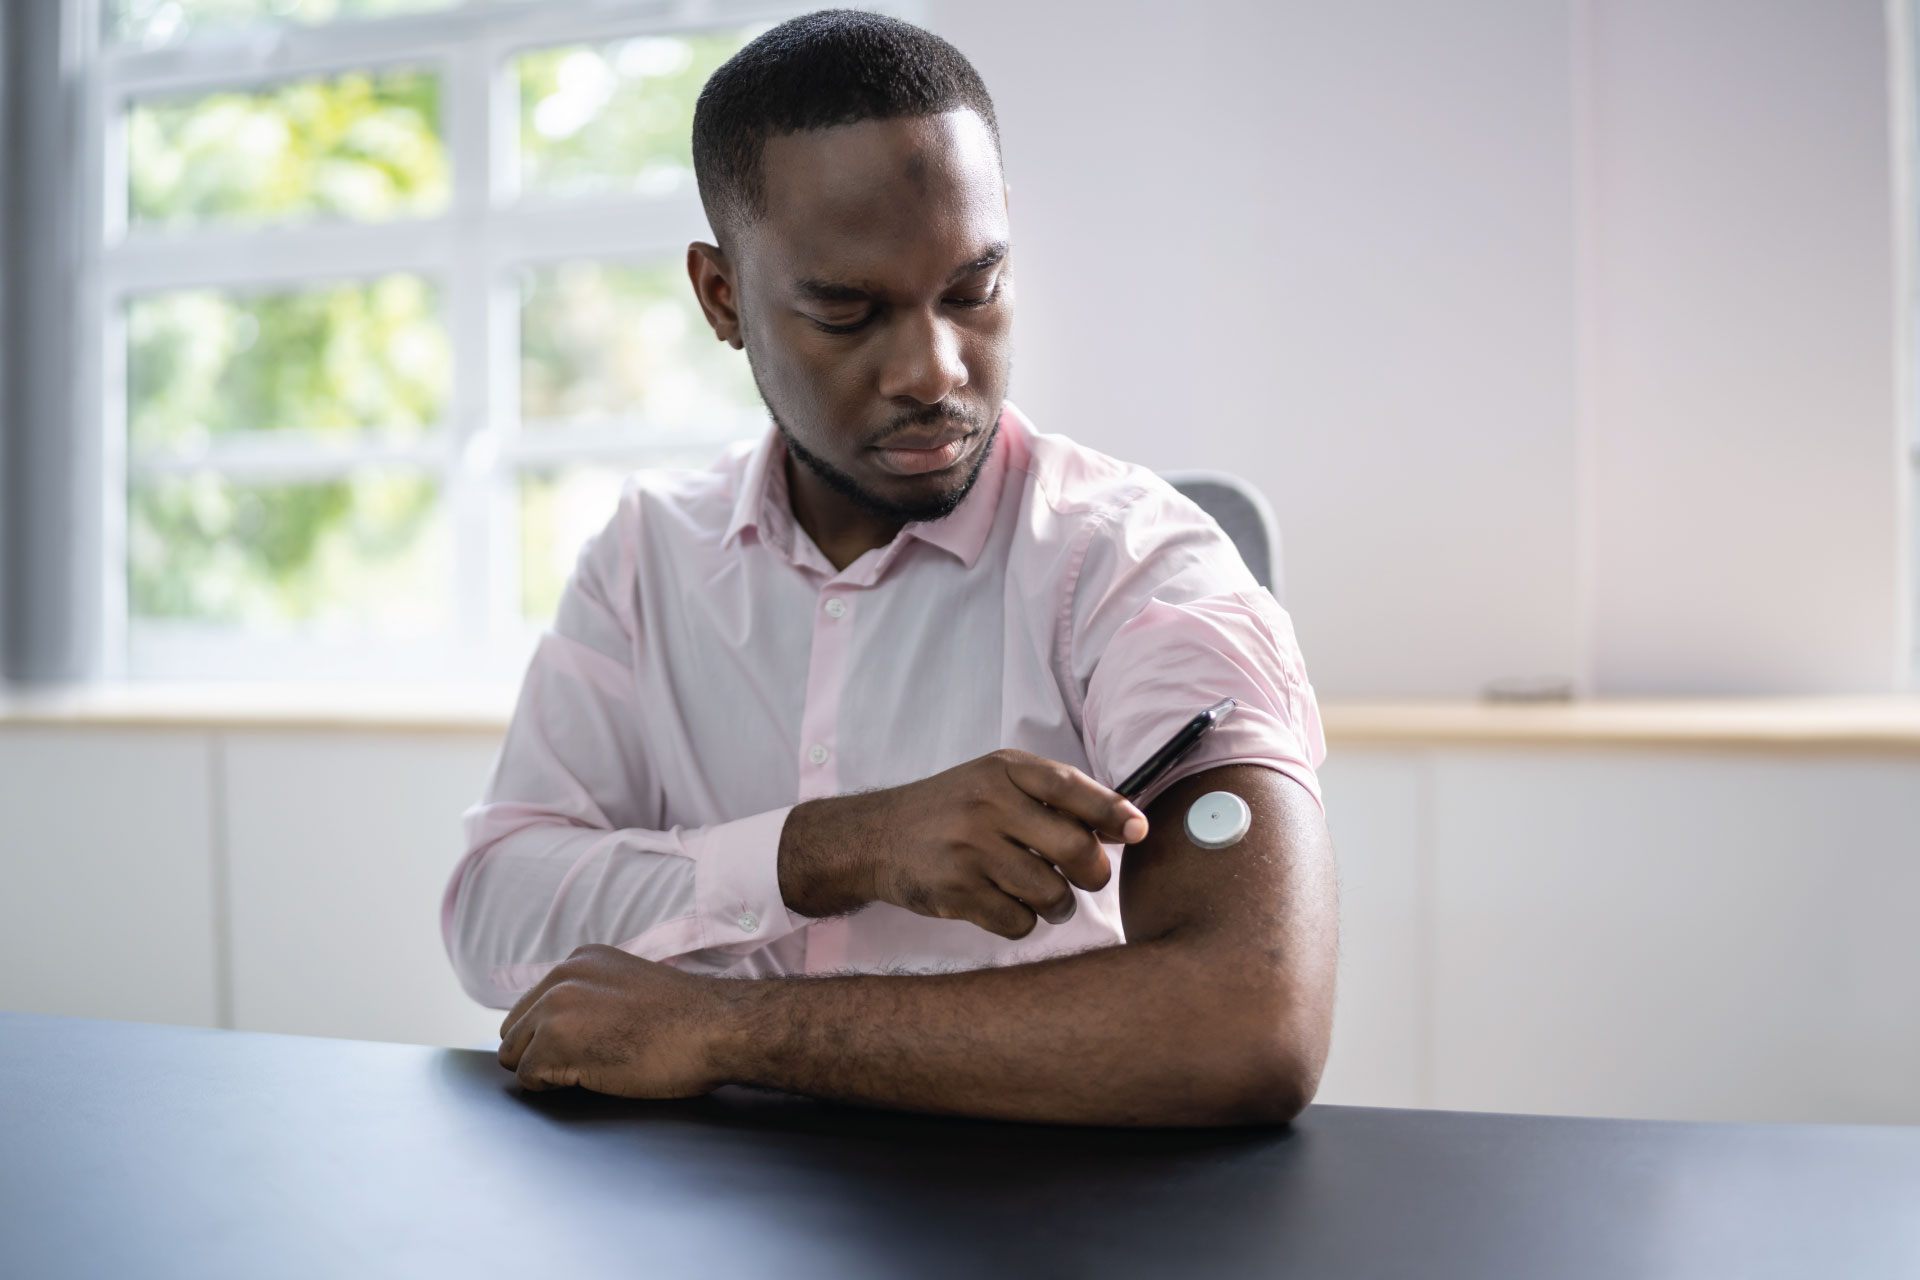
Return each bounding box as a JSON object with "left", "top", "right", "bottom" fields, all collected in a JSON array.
[
  {"left": 1320, "top": 699, "right": 1920, "bottom": 749},
  {"left": 4, "top": 690, "right": 1920, "bottom": 748}
]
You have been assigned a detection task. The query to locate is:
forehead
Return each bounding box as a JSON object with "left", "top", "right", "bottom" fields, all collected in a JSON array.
[{"left": 747, "top": 110, "right": 1007, "bottom": 284}]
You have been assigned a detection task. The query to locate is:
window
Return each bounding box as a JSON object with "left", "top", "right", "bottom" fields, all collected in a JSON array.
[{"left": 86, "top": 0, "right": 862, "bottom": 682}]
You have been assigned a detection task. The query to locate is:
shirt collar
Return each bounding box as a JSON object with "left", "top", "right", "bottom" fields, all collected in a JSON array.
[
  {"left": 721, "top": 427, "right": 785, "bottom": 552},
  {"left": 721, "top": 407, "right": 1017, "bottom": 574}
]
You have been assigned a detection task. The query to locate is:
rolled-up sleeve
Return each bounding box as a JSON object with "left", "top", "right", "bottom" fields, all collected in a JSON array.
[
  {"left": 1071, "top": 482, "right": 1325, "bottom": 811},
  {"left": 440, "top": 491, "right": 804, "bottom": 1009}
]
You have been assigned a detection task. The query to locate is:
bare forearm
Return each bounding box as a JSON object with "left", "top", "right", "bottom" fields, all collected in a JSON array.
[
  {"left": 495, "top": 767, "right": 1337, "bottom": 1121},
  {"left": 709, "top": 938, "right": 1324, "bottom": 1126}
]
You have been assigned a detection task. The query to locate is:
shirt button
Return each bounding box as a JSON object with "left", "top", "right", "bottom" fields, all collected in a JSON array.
[
  {"left": 738, "top": 912, "right": 760, "bottom": 933},
  {"left": 823, "top": 597, "right": 846, "bottom": 619},
  {"left": 808, "top": 743, "right": 830, "bottom": 766}
]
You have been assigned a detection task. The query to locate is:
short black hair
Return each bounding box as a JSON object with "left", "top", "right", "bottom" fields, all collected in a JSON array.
[{"left": 692, "top": 9, "right": 1000, "bottom": 239}]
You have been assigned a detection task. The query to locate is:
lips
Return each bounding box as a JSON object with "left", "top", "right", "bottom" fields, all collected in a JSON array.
[
  {"left": 871, "top": 422, "right": 972, "bottom": 453},
  {"left": 869, "top": 423, "right": 975, "bottom": 477}
]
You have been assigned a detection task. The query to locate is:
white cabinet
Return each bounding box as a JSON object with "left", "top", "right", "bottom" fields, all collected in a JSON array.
[
  {"left": 1428, "top": 749, "right": 1920, "bottom": 1124},
  {"left": 1315, "top": 751, "right": 1430, "bottom": 1108},
  {"left": 223, "top": 731, "right": 504, "bottom": 1049},
  {"left": 0, "top": 728, "right": 220, "bottom": 1027}
]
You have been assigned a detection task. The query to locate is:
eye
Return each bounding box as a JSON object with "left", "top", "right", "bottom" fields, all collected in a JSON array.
[
  {"left": 946, "top": 278, "right": 1003, "bottom": 309},
  {"left": 809, "top": 312, "right": 873, "bottom": 335}
]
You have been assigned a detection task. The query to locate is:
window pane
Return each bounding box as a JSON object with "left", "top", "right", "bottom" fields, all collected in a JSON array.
[
  {"left": 129, "top": 471, "right": 447, "bottom": 628},
  {"left": 519, "top": 258, "right": 761, "bottom": 426},
  {"left": 518, "top": 466, "right": 628, "bottom": 622},
  {"left": 128, "top": 68, "right": 447, "bottom": 229},
  {"left": 514, "top": 30, "right": 754, "bottom": 200},
  {"left": 128, "top": 275, "right": 449, "bottom": 452},
  {"left": 111, "top": 0, "right": 460, "bottom": 47}
]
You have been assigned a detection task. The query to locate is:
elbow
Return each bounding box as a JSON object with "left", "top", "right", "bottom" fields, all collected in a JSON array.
[
  {"left": 441, "top": 844, "right": 516, "bottom": 1011},
  {"left": 1204, "top": 980, "right": 1332, "bottom": 1127},
  {"left": 1230, "top": 1037, "right": 1323, "bottom": 1126}
]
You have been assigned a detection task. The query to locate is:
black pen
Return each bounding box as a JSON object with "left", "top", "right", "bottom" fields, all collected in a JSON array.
[{"left": 1115, "top": 697, "right": 1237, "bottom": 802}]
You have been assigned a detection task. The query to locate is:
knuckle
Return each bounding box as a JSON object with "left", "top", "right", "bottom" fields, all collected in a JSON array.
[
  {"left": 936, "top": 864, "right": 977, "bottom": 896},
  {"left": 970, "top": 892, "right": 1034, "bottom": 939},
  {"left": 1017, "top": 860, "right": 1066, "bottom": 904},
  {"left": 1000, "top": 909, "right": 1037, "bottom": 940},
  {"left": 960, "top": 785, "right": 996, "bottom": 816}
]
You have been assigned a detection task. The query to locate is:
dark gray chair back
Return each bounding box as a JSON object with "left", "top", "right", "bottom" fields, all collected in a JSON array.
[{"left": 1160, "top": 471, "right": 1282, "bottom": 601}]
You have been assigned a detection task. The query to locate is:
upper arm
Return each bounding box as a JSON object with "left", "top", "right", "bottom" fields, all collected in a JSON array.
[
  {"left": 1119, "top": 762, "right": 1338, "bottom": 1033},
  {"left": 469, "top": 489, "right": 655, "bottom": 836},
  {"left": 1069, "top": 483, "right": 1326, "bottom": 821}
]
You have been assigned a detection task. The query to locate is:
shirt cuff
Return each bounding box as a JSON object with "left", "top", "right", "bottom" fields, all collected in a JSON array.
[{"left": 688, "top": 805, "right": 803, "bottom": 952}]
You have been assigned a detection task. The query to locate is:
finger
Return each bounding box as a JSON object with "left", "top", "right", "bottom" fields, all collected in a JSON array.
[
  {"left": 963, "top": 887, "right": 1038, "bottom": 941},
  {"left": 1000, "top": 799, "right": 1114, "bottom": 892},
  {"left": 514, "top": 1027, "right": 576, "bottom": 1092},
  {"left": 499, "top": 962, "right": 571, "bottom": 1042},
  {"left": 498, "top": 996, "right": 543, "bottom": 1070},
  {"left": 986, "top": 844, "right": 1079, "bottom": 925},
  {"left": 1003, "top": 755, "right": 1147, "bottom": 844}
]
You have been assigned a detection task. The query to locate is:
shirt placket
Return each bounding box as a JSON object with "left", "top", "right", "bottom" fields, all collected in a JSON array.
[{"left": 797, "top": 582, "right": 856, "bottom": 973}]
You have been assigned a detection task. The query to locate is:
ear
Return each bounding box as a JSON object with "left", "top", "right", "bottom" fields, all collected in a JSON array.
[{"left": 686, "top": 241, "right": 744, "bottom": 350}]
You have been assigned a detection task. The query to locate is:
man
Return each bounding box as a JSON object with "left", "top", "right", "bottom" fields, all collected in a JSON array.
[{"left": 443, "top": 9, "right": 1336, "bottom": 1126}]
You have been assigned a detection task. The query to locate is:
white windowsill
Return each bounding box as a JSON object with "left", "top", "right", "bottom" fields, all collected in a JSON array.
[{"left": 4, "top": 684, "right": 1920, "bottom": 749}]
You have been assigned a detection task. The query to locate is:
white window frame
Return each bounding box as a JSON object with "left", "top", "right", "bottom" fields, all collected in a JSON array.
[
  {"left": 1907, "top": 0, "right": 1920, "bottom": 687},
  {"left": 81, "top": 0, "right": 915, "bottom": 683}
]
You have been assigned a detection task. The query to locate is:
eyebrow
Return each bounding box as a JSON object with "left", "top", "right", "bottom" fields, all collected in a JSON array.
[
  {"left": 946, "top": 241, "right": 1009, "bottom": 284},
  {"left": 794, "top": 242, "right": 1010, "bottom": 303}
]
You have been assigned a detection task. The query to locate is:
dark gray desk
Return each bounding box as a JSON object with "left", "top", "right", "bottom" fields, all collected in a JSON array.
[{"left": 3, "top": 1013, "right": 1916, "bottom": 1279}]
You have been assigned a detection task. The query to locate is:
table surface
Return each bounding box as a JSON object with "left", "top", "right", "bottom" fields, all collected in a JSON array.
[{"left": 5, "top": 1013, "right": 1918, "bottom": 1279}]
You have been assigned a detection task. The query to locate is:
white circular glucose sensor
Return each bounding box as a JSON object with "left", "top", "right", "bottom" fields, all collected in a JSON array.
[{"left": 1185, "top": 790, "right": 1252, "bottom": 849}]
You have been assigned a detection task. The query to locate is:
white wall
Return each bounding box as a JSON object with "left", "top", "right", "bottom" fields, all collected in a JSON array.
[
  {"left": 930, "top": 0, "right": 1908, "bottom": 697},
  {"left": 1585, "top": 0, "right": 1905, "bottom": 694},
  {"left": 6, "top": 722, "right": 1918, "bottom": 1126}
]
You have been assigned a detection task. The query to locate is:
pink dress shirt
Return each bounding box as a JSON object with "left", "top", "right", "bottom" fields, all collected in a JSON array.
[{"left": 442, "top": 405, "right": 1324, "bottom": 1009}]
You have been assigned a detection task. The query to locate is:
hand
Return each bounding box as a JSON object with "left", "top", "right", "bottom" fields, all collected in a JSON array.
[
  {"left": 497, "top": 944, "right": 727, "bottom": 1096},
  {"left": 778, "top": 749, "right": 1149, "bottom": 940}
]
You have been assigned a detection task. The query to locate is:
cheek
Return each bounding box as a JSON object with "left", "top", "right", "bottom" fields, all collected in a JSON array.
[
  {"left": 964, "top": 316, "right": 1014, "bottom": 390},
  {"left": 748, "top": 319, "right": 864, "bottom": 414}
]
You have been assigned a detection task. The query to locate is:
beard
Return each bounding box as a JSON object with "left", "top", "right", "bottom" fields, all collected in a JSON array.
[{"left": 774, "top": 405, "right": 1001, "bottom": 526}]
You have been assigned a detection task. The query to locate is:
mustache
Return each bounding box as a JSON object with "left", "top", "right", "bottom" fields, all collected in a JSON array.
[{"left": 862, "top": 401, "right": 984, "bottom": 448}]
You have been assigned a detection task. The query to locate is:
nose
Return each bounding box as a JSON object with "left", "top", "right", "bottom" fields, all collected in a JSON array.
[{"left": 876, "top": 306, "right": 968, "bottom": 405}]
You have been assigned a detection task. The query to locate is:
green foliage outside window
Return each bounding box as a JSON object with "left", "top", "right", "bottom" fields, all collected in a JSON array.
[
  {"left": 129, "top": 68, "right": 447, "bottom": 229},
  {"left": 129, "top": 276, "right": 450, "bottom": 449},
  {"left": 123, "top": 25, "right": 764, "bottom": 638},
  {"left": 127, "top": 276, "right": 450, "bottom": 625},
  {"left": 519, "top": 258, "right": 761, "bottom": 424},
  {"left": 515, "top": 32, "right": 750, "bottom": 198},
  {"left": 130, "top": 472, "right": 444, "bottom": 625}
]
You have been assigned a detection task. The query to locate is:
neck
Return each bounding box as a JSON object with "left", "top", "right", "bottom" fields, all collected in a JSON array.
[{"left": 783, "top": 454, "right": 905, "bottom": 572}]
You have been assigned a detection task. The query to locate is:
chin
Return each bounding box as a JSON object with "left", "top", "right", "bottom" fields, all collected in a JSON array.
[
  {"left": 781, "top": 415, "right": 998, "bottom": 525},
  {"left": 869, "top": 471, "right": 974, "bottom": 523}
]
